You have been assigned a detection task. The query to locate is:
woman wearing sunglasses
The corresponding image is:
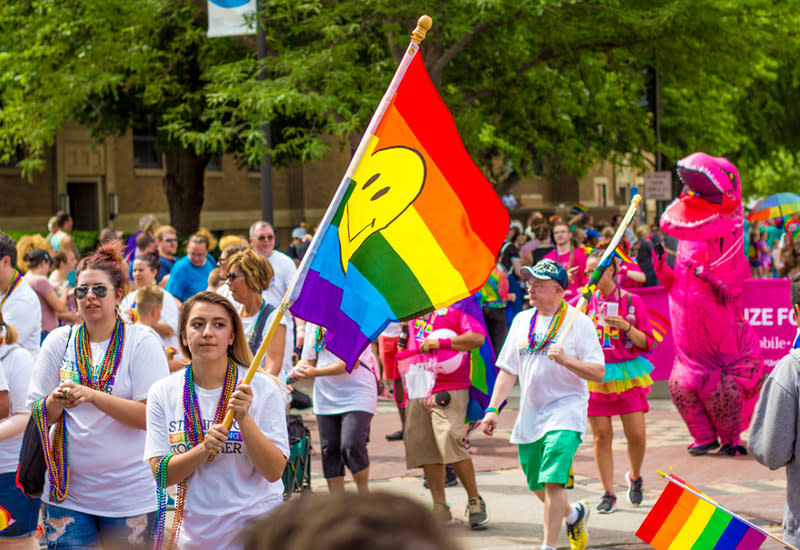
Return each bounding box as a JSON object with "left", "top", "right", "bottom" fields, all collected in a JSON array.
[
  {"left": 26, "top": 243, "right": 170, "bottom": 548},
  {"left": 144, "top": 291, "right": 288, "bottom": 550},
  {"left": 225, "top": 249, "right": 291, "bottom": 377}
]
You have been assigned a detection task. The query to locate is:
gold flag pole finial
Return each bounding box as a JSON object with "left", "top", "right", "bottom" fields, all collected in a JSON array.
[{"left": 411, "top": 15, "right": 433, "bottom": 45}]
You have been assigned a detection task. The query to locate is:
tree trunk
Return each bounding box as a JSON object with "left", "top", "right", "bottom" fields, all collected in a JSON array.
[{"left": 162, "top": 148, "right": 208, "bottom": 237}]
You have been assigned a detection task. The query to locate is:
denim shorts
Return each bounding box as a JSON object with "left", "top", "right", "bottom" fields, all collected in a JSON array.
[
  {"left": 43, "top": 504, "right": 156, "bottom": 549},
  {"left": 0, "top": 470, "right": 41, "bottom": 538}
]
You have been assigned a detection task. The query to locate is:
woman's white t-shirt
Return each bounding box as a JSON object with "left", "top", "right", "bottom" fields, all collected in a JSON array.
[
  {"left": 0, "top": 344, "right": 34, "bottom": 473},
  {"left": 144, "top": 368, "right": 289, "bottom": 550},
  {"left": 240, "top": 304, "right": 293, "bottom": 377},
  {"left": 496, "top": 305, "right": 605, "bottom": 444},
  {"left": 300, "top": 324, "right": 378, "bottom": 415},
  {"left": 120, "top": 288, "right": 181, "bottom": 350},
  {"left": 26, "top": 324, "right": 170, "bottom": 516}
]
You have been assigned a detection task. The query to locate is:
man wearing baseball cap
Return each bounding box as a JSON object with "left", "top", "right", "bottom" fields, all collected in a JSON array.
[{"left": 480, "top": 259, "right": 605, "bottom": 550}]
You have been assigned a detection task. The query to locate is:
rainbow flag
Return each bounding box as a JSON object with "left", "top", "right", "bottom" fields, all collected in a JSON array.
[
  {"left": 0, "top": 505, "right": 14, "bottom": 532},
  {"left": 451, "top": 294, "right": 501, "bottom": 422},
  {"left": 614, "top": 245, "right": 637, "bottom": 266},
  {"left": 289, "top": 49, "right": 508, "bottom": 368},
  {"left": 636, "top": 473, "right": 768, "bottom": 549}
]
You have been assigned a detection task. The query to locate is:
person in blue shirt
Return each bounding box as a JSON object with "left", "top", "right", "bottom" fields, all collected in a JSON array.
[{"left": 165, "top": 233, "right": 215, "bottom": 302}]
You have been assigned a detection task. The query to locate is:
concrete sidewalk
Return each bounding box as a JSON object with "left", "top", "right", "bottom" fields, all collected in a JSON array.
[{"left": 291, "top": 388, "right": 789, "bottom": 549}]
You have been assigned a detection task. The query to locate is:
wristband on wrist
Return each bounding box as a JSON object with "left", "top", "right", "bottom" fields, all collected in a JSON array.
[
  {"left": 625, "top": 322, "right": 633, "bottom": 333},
  {"left": 485, "top": 406, "right": 499, "bottom": 415},
  {"left": 438, "top": 338, "right": 452, "bottom": 350}
]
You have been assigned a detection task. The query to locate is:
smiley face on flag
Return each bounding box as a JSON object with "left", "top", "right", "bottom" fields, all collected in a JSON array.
[{"left": 339, "top": 144, "right": 426, "bottom": 272}]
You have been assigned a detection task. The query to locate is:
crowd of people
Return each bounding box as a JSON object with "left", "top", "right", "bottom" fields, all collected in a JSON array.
[
  {"left": 744, "top": 216, "right": 800, "bottom": 279},
  {"left": 0, "top": 203, "right": 796, "bottom": 550}
]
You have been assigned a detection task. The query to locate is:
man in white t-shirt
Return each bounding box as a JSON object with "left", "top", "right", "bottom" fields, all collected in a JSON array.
[
  {"left": 0, "top": 232, "right": 42, "bottom": 358},
  {"left": 481, "top": 259, "right": 604, "bottom": 550},
  {"left": 249, "top": 221, "right": 297, "bottom": 306},
  {"left": 249, "top": 221, "right": 304, "bottom": 401}
]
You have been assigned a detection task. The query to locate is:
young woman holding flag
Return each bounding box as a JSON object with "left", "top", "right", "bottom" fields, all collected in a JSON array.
[
  {"left": 144, "top": 291, "right": 288, "bottom": 550},
  {"left": 583, "top": 250, "right": 655, "bottom": 514},
  {"left": 26, "top": 242, "right": 170, "bottom": 548}
]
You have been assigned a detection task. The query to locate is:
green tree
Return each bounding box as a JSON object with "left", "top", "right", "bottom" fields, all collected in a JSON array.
[
  {"left": 0, "top": 1, "right": 247, "bottom": 235},
  {"left": 1, "top": 1, "right": 797, "bottom": 235},
  {"left": 172, "top": 0, "right": 799, "bottom": 190}
]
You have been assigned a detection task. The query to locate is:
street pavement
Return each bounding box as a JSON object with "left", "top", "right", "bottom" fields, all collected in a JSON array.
[{"left": 290, "top": 381, "right": 789, "bottom": 549}]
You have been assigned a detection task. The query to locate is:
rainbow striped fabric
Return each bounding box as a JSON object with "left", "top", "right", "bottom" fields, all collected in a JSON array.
[
  {"left": 636, "top": 474, "right": 768, "bottom": 549},
  {"left": 0, "top": 504, "right": 14, "bottom": 532},
  {"left": 451, "top": 294, "right": 500, "bottom": 422},
  {"left": 290, "top": 52, "right": 508, "bottom": 368}
]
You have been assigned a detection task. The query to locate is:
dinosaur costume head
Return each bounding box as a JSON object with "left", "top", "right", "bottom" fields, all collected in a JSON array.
[{"left": 660, "top": 152, "right": 742, "bottom": 240}]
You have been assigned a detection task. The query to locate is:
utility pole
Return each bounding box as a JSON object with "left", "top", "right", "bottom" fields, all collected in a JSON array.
[{"left": 257, "top": 0, "right": 273, "bottom": 225}]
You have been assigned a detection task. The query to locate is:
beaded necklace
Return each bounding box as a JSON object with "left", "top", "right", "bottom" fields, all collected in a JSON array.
[
  {"left": 0, "top": 269, "right": 22, "bottom": 308},
  {"left": 527, "top": 300, "right": 567, "bottom": 351},
  {"left": 241, "top": 299, "right": 268, "bottom": 349},
  {"left": 33, "top": 397, "right": 69, "bottom": 503},
  {"left": 32, "top": 320, "right": 126, "bottom": 504},
  {"left": 183, "top": 358, "right": 238, "bottom": 447},
  {"left": 74, "top": 318, "right": 126, "bottom": 391},
  {"left": 155, "top": 358, "right": 238, "bottom": 550}
]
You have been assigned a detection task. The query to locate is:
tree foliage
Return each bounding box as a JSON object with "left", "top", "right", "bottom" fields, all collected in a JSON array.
[{"left": 1, "top": 0, "right": 799, "bottom": 231}]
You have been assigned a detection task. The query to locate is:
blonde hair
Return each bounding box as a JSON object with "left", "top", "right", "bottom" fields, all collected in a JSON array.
[
  {"left": 195, "top": 227, "right": 217, "bottom": 252},
  {"left": 178, "top": 292, "right": 253, "bottom": 366},
  {"left": 16, "top": 234, "right": 53, "bottom": 274},
  {"left": 136, "top": 285, "right": 164, "bottom": 317},
  {"left": 219, "top": 234, "right": 247, "bottom": 251},
  {"left": 0, "top": 311, "right": 18, "bottom": 345},
  {"left": 154, "top": 225, "right": 176, "bottom": 240},
  {"left": 227, "top": 248, "right": 274, "bottom": 293}
]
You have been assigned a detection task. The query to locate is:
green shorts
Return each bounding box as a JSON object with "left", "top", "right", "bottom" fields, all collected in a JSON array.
[{"left": 518, "top": 430, "right": 582, "bottom": 491}]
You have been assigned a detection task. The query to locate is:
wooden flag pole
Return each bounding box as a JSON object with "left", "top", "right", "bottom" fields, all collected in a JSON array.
[
  {"left": 214, "top": 16, "right": 435, "bottom": 440},
  {"left": 547, "top": 194, "right": 642, "bottom": 359},
  {"left": 656, "top": 471, "right": 799, "bottom": 550}
]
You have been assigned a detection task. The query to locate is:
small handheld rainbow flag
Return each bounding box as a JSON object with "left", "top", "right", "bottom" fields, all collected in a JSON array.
[
  {"left": 636, "top": 471, "right": 789, "bottom": 550},
  {"left": 0, "top": 504, "right": 14, "bottom": 532},
  {"left": 289, "top": 29, "right": 508, "bottom": 369}
]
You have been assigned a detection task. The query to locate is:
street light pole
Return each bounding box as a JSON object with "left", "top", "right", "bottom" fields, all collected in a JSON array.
[{"left": 257, "top": 0, "right": 273, "bottom": 225}]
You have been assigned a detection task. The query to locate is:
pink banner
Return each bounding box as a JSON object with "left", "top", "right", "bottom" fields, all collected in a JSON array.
[{"left": 631, "top": 279, "right": 795, "bottom": 381}]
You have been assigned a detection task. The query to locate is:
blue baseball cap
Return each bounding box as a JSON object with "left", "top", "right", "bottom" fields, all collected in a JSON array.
[{"left": 521, "top": 259, "right": 569, "bottom": 290}]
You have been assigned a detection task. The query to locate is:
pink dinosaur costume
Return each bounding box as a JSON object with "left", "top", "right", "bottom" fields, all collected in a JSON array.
[{"left": 655, "top": 152, "right": 764, "bottom": 456}]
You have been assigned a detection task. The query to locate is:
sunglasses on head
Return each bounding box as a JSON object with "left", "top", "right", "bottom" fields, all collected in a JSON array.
[
  {"left": 74, "top": 284, "right": 110, "bottom": 300},
  {"left": 255, "top": 234, "right": 274, "bottom": 241}
]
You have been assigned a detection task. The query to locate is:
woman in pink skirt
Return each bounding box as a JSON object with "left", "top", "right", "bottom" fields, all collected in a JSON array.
[{"left": 583, "top": 250, "right": 655, "bottom": 514}]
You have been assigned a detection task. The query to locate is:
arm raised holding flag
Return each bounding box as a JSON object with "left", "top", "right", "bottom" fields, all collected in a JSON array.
[{"left": 214, "top": 14, "right": 509, "bottom": 438}]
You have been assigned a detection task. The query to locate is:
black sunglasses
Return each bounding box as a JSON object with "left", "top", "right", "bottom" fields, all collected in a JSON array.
[
  {"left": 163, "top": 238, "right": 177, "bottom": 243},
  {"left": 74, "top": 284, "right": 109, "bottom": 300},
  {"left": 226, "top": 271, "right": 245, "bottom": 283},
  {"left": 255, "top": 234, "right": 274, "bottom": 241}
]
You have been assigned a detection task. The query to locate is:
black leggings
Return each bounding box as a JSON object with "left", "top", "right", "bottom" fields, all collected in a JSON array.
[{"left": 317, "top": 411, "right": 373, "bottom": 478}]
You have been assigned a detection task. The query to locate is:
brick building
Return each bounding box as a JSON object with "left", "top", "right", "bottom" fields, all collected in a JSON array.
[{"left": 0, "top": 122, "right": 655, "bottom": 243}]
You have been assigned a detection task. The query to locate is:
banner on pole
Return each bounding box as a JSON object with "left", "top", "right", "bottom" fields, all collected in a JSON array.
[
  {"left": 632, "top": 279, "right": 794, "bottom": 381},
  {"left": 207, "top": 0, "right": 257, "bottom": 38}
]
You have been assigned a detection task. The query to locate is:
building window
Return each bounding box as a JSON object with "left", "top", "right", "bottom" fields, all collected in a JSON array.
[
  {"left": 207, "top": 155, "right": 222, "bottom": 173},
  {"left": 595, "top": 182, "right": 607, "bottom": 206},
  {"left": 133, "top": 119, "right": 162, "bottom": 169}
]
